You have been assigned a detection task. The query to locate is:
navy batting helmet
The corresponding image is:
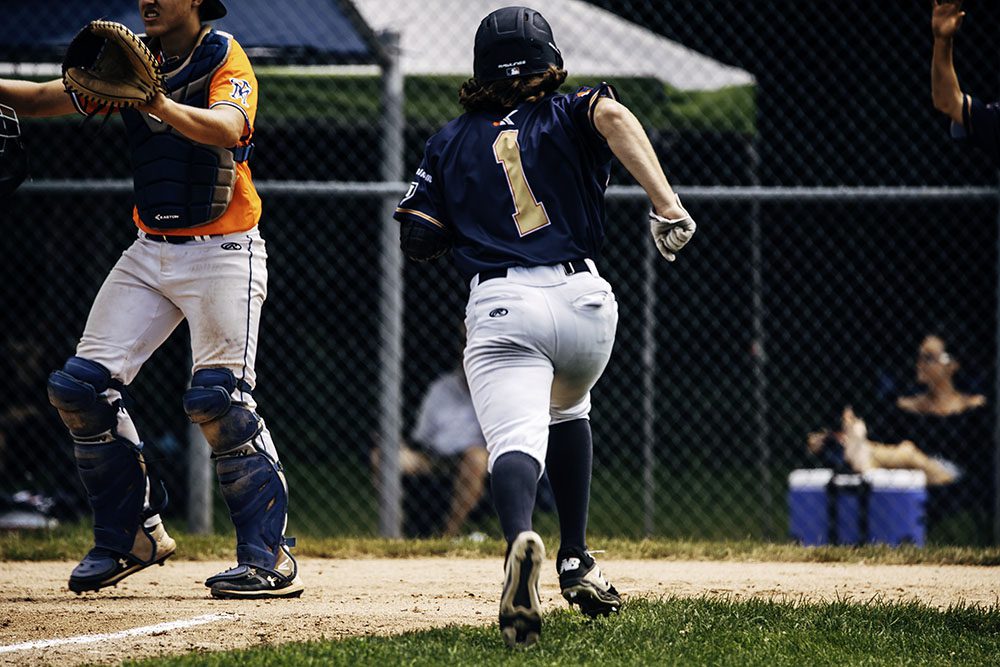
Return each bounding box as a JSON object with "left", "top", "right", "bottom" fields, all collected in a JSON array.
[
  {"left": 473, "top": 6, "right": 563, "bottom": 82},
  {"left": 0, "top": 104, "right": 28, "bottom": 199}
]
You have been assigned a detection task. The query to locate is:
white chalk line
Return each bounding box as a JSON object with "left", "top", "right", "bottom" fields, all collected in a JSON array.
[{"left": 0, "top": 613, "right": 239, "bottom": 654}]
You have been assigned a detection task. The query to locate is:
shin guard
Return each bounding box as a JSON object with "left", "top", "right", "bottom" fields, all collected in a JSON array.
[
  {"left": 75, "top": 439, "right": 147, "bottom": 554},
  {"left": 216, "top": 452, "right": 288, "bottom": 570}
]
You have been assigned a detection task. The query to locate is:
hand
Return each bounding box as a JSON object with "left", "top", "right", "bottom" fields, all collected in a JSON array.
[
  {"left": 137, "top": 91, "right": 168, "bottom": 116},
  {"left": 649, "top": 194, "right": 696, "bottom": 262},
  {"left": 932, "top": 0, "right": 965, "bottom": 40}
]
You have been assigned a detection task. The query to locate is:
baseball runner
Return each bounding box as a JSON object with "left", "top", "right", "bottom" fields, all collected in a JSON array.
[
  {"left": 931, "top": 0, "right": 1000, "bottom": 166},
  {"left": 0, "top": 0, "right": 303, "bottom": 599},
  {"left": 394, "top": 6, "right": 695, "bottom": 647}
]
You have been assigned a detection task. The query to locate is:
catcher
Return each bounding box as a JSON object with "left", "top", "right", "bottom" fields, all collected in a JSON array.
[{"left": 0, "top": 0, "right": 304, "bottom": 599}]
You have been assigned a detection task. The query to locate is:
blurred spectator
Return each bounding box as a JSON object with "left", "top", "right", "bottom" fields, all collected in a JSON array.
[
  {"left": 875, "top": 335, "right": 992, "bottom": 541},
  {"left": 372, "top": 364, "right": 555, "bottom": 538},
  {"left": 810, "top": 334, "right": 993, "bottom": 541},
  {"left": 372, "top": 365, "right": 492, "bottom": 538},
  {"left": 808, "top": 406, "right": 959, "bottom": 485}
]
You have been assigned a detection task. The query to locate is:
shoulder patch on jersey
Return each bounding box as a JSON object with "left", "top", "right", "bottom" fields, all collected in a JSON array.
[
  {"left": 229, "top": 78, "right": 252, "bottom": 106},
  {"left": 575, "top": 86, "right": 594, "bottom": 97}
]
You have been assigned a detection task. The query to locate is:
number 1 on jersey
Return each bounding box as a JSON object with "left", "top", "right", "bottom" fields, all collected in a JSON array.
[{"left": 492, "top": 130, "right": 551, "bottom": 237}]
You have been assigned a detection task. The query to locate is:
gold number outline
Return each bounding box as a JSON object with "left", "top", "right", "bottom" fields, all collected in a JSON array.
[{"left": 492, "top": 129, "right": 552, "bottom": 237}]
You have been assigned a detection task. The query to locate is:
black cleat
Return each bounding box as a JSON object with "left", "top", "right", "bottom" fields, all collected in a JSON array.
[
  {"left": 206, "top": 544, "right": 304, "bottom": 599},
  {"left": 68, "top": 522, "right": 176, "bottom": 594},
  {"left": 557, "top": 548, "right": 622, "bottom": 617},
  {"left": 499, "top": 531, "right": 545, "bottom": 648}
]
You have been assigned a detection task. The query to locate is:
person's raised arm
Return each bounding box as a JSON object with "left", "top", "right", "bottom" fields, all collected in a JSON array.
[
  {"left": 593, "top": 97, "right": 695, "bottom": 261},
  {"left": 0, "top": 79, "right": 76, "bottom": 118},
  {"left": 931, "top": 0, "right": 966, "bottom": 124}
]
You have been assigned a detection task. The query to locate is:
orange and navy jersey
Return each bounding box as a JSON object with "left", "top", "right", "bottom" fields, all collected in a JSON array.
[{"left": 71, "top": 31, "right": 261, "bottom": 236}]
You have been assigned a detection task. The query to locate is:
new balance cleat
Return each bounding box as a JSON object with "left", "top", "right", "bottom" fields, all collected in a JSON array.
[
  {"left": 68, "top": 522, "right": 176, "bottom": 594},
  {"left": 206, "top": 543, "right": 304, "bottom": 599},
  {"left": 499, "top": 531, "right": 545, "bottom": 648},
  {"left": 558, "top": 548, "right": 622, "bottom": 617}
]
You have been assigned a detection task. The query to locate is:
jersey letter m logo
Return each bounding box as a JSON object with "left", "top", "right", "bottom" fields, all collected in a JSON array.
[{"left": 229, "top": 78, "right": 253, "bottom": 106}]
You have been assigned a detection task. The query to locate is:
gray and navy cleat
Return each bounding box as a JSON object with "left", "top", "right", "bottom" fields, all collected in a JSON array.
[
  {"left": 205, "top": 543, "right": 304, "bottom": 599},
  {"left": 499, "top": 531, "right": 545, "bottom": 648},
  {"left": 68, "top": 522, "right": 176, "bottom": 594},
  {"left": 557, "top": 547, "right": 622, "bottom": 617}
]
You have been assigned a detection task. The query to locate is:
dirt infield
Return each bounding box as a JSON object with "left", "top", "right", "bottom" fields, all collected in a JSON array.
[{"left": 1, "top": 558, "right": 997, "bottom": 666}]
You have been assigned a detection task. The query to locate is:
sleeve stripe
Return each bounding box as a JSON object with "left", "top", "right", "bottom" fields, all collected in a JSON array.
[
  {"left": 395, "top": 207, "right": 446, "bottom": 229},
  {"left": 210, "top": 100, "right": 252, "bottom": 139}
]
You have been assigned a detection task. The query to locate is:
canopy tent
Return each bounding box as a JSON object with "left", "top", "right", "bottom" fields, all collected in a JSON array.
[
  {"left": 352, "top": 0, "right": 754, "bottom": 91},
  {"left": 0, "top": 0, "right": 378, "bottom": 64}
]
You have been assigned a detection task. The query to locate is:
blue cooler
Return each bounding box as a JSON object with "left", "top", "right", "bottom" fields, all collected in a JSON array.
[
  {"left": 788, "top": 469, "right": 833, "bottom": 545},
  {"left": 865, "top": 469, "right": 927, "bottom": 546},
  {"left": 788, "top": 468, "right": 927, "bottom": 546}
]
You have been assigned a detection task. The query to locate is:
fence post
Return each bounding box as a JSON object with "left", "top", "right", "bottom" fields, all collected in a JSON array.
[
  {"left": 748, "top": 137, "right": 774, "bottom": 540},
  {"left": 377, "top": 30, "right": 404, "bottom": 538},
  {"left": 186, "top": 420, "right": 212, "bottom": 533},
  {"left": 642, "top": 222, "right": 656, "bottom": 537},
  {"left": 994, "top": 176, "right": 1000, "bottom": 545}
]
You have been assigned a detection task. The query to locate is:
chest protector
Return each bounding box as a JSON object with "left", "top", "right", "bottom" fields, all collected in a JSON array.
[{"left": 123, "top": 28, "right": 251, "bottom": 230}]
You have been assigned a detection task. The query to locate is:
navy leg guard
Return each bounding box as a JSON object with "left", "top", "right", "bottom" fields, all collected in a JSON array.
[
  {"left": 75, "top": 439, "right": 146, "bottom": 554},
  {"left": 185, "top": 368, "right": 289, "bottom": 570},
  {"left": 217, "top": 452, "right": 288, "bottom": 569}
]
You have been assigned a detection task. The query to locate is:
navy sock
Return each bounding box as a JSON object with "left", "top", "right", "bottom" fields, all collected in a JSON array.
[
  {"left": 545, "top": 419, "right": 592, "bottom": 553},
  {"left": 491, "top": 452, "right": 539, "bottom": 544}
]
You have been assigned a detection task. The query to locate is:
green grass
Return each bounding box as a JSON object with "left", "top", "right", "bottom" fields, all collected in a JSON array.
[
  {"left": 122, "top": 597, "right": 1000, "bottom": 666},
  {"left": 3, "top": 523, "right": 999, "bottom": 565}
]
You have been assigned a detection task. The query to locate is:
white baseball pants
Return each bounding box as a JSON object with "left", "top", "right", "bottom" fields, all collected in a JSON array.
[
  {"left": 75, "top": 227, "right": 276, "bottom": 465},
  {"left": 463, "top": 260, "right": 618, "bottom": 474}
]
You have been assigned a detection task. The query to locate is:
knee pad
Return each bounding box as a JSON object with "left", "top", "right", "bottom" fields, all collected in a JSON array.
[
  {"left": 183, "top": 368, "right": 239, "bottom": 424},
  {"left": 47, "top": 357, "right": 121, "bottom": 439},
  {"left": 216, "top": 452, "right": 288, "bottom": 569},
  {"left": 184, "top": 368, "right": 262, "bottom": 455}
]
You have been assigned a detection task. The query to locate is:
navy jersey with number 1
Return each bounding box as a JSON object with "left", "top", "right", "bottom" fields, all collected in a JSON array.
[{"left": 394, "top": 84, "right": 619, "bottom": 283}]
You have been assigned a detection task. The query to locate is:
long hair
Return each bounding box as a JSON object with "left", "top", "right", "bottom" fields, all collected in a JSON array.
[{"left": 458, "top": 66, "right": 568, "bottom": 113}]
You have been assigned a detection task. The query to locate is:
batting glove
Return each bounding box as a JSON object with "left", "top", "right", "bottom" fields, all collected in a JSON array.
[{"left": 649, "top": 194, "right": 696, "bottom": 262}]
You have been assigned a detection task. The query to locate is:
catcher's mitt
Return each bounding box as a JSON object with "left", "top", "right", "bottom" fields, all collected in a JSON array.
[{"left": 62, "top": 20, "right": 165, "bottom": 110}]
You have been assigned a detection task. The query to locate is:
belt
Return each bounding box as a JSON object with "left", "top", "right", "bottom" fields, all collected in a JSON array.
[
  {"left": 478, "top": 259, "right": 591, "bottom": 284},
  {"left": 144, "top": 233, "right": 224, "bottom": 244}
]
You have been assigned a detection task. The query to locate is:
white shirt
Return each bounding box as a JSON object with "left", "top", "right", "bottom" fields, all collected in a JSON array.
[{"left": 411, "top": 371, "right": 485, "bottom": 457}]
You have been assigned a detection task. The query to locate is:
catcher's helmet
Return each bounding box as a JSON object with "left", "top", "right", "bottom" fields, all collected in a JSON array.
[
  {"left": 200, "top": 0, "right": 227, "bottom": 21},
  {"left": 0, "top": 104, "right": 28, "bottom": 198},
  {"left": 473, "top": 6, "right": 563, "bottom": 82}
]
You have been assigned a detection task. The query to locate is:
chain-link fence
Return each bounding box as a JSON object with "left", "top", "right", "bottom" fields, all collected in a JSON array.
[{"left": 1, "top": 1, "right": 998, "bottom": 546}]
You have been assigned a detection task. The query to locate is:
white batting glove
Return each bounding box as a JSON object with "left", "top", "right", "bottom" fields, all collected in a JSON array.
[{"left": 649, "top": 195, "right": 696, "bottom": 262}]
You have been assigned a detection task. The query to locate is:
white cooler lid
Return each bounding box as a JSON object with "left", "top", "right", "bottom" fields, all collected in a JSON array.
[
  {"left": 788, "top": 468, "right": 833, "bottom": 488},
  {"left": 862, "top": 469, "right": 927, "bottom": 488},
  {"left": 788, "top": 468, "right": 927, "bottom": 489}
]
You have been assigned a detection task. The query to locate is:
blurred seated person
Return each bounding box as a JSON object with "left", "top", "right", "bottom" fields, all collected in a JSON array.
[
  {"left": 808, "top": 407, "right": 959, "bottom": 485},
  {"left": 876, "top": 335, "right": 991, "bottom": 539},
  {"left": 372, "top": 365, "right": 491, "bottom": 537},
  {"left": 373, "top": 364, "right": 556, "bottom": 537},
  {"left": 810, "top": 335, "right": 992, "bottom": 540}
]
